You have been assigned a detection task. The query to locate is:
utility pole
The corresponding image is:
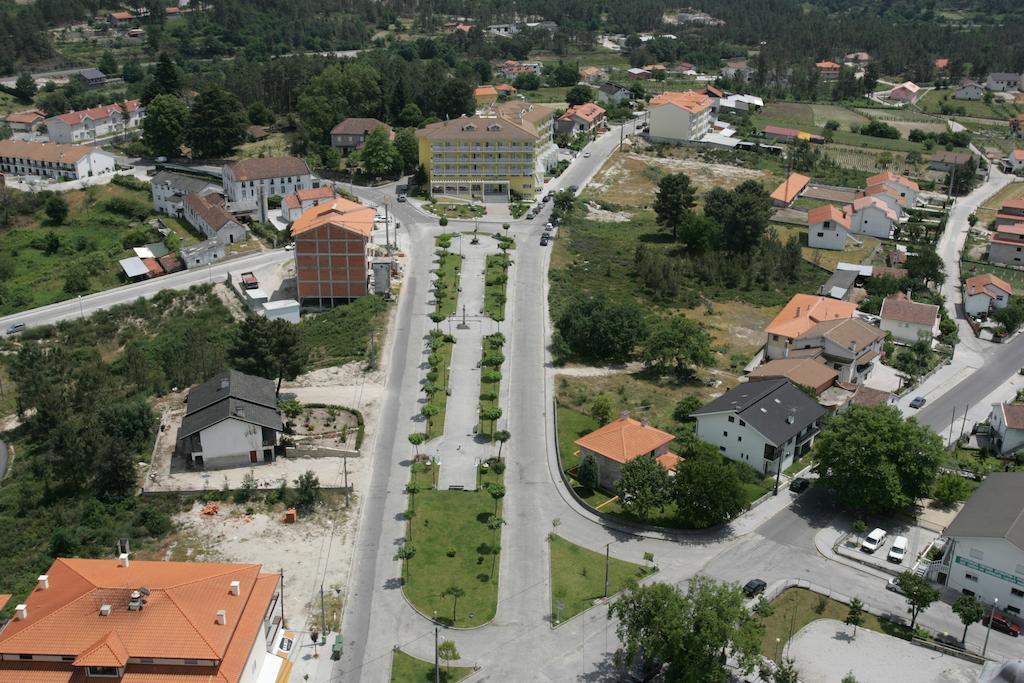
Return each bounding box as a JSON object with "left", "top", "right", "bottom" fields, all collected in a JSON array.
[
  {"left": 344, "top": 456, "right": 350, "bottom": 508},
  {"left": 385, "top": 201, "right": 390, "bottom": 251},
  {"left": 320, "top": 583, "right": 327, "bottom": 635},
  {"left": 948, "top": 406, "right": 957, "bottom": 448},
  {"left": 434, "top": 624, "right": 440, "bottom": 683},
  {"left": 982, "top": 598, "right": 998, "bottom": 657},
  {"left": 279, "top": 568, "right": 286, "bottom": 628},
  {"left": 773, "top": 449, "right": 783, "bottom": 495},
  {"left": 959, "top": 404, "right": 969, "bottom": 442},
  {"left": 603, "top": 543, "right": 610, "bottom": 598}
]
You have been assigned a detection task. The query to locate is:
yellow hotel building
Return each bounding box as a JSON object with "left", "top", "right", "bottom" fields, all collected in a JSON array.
[{"left": 415, "top": 101, "right": 556, "bottom": 201}]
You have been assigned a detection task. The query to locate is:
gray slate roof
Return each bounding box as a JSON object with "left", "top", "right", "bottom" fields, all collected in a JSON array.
[
  {"left": 79, "top": 68, "right": 106, "bottom": 80},
  {"left": 690, "top": 378, "right": 826, "bottom": 445},
  {"left": 945, "top": 472, "right": 1024, "bottom": 552},
  {"left": 152, "top": 170, "right": 220, "bottom": 195},
  {"left": 178, "top": 369, "right": 282, "bottom": 439}
]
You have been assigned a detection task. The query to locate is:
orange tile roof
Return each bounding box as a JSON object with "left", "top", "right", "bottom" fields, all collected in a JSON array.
[
  {"left": 54, "top": 100, "right": 141, "bottom": 126},
  {"left": 0, "top": 595, "right": 9, "bottom": 612},
  {"left": 816, "top": 61, "right": 841, "bottom": 69},
  {"left": 494, "top": 84, "right": 517, "bottom": 93},
  {"left": 291, "top": 197, "right": 375, "bottom": 237},
  {"left": 649, "top": 90, "right": 712, "bottom": 114},
  {"left": 5, "top": 110, "right": 44, "bottom": 124},
  {"left": 283, "top": 185, "right": 335, "bottom": 209},
  {"left": 880, "top": 293, "right": 938, "bottom": 326},
  {"left": 996, "top": 223, "right": 1024, "bottom": 237},
  {"left": 865, "top": 184, "right": 909, "bottom": 207},
  {"left": 559, "top": 102, "right": 606, "bottom": 124},
  {"left": 749, "top": 358, "right": 838, "bottom": 392},
  {"left": 966, "top": 273, "right": 1013, "bottom": 297},
  {"left": 807, "top": 203, "right": 850, "bottom": 229},
  {"left": 851, "top": 195, "right": 899, "bottom": 222},
  {"left": 867, "top": 170, "right": 919, "bottom": 193},
  {"left": 770, "top": 173, "right": 810, "bottom": 204},
  {"left": 474, "top": 85, "right": 498, "bottom": 97},
  {"left": 0, "top": 558, "right": 280, "bottom": 683},
  {"left": 1003, "top": 199, "right": 1024, "bottom": 211},
  {"left": 575, "top": 416, "right": 674, "bottom": 464},
  {"left": 109, "top": 11, "right": 133, "bottom": 20},
  {"left": 765, "top": 294, "right": 858, "bottom": 340},
  {"left": 655, "top": 453, "right": 682, "bottom": 471}
]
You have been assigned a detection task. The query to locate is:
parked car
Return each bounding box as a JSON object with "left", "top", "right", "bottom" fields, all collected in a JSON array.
[
  {"left": 886, "top": 577, "right": 905, "bottom": 595},
  {"left": 887, "top": 535, "right": 908, "bottom": 563},
  {"left": 6, "top": 323, "right": 26, "bottom": 336},
  {"left": 397, "top": 194, "right": 407, "bottom": 202},
  {"left": 909, "top": 396, "right": 926, "bottom": 409},
  {"left": 542, "top": 194, "right": 552, "bottom": 202},
  {"left": 569, "top": 185, "right": 579, "bottom": 192},
  {"left": 984, "top": 613, "right": 1021, "bottom": 637},
  {"left": 540, "top": 235, "right": 549, "bottom": 246},
  {"left": 742, "top": 579, "right": 767, "bottom": 598},
  {"left": 526, "top": 211, "right": 535, "bottom": 220},
  {"left": 789, "top": 478, "right": 810, "bottom": 493},
  {"left": 542, "top": 231, "right": 551, "bottom": 241},
  {"left": 545, "top": 222, "right": 553, "bottom": 229},
  {"left": 861, "top": 528, "right": 887, "bottom": 553},
  {"left": 584, "top": 151, "right": 591, "bottom": 158}
]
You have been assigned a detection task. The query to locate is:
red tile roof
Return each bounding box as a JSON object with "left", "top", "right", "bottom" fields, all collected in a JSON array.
[
  {"left": 649, "top": 90, "right": 712, "bottom": 114},
  {"left": 1003, "top": 199, "right": 1024, "bottom": 211},
  {"left": 283, "top": 186, "right": 335, "bottom": 210},
  {"left": 807, "top": 203, "right": 850, "bottom": 229},
  {"left": 1001, "top": 403, "right": 1024, "bottom": 429},
  {"left": 965, "top": 273, "right": 1013, "bottom": 298},
  {"left": 5, "top": 110, "right": 44, "bottom": 124},
  {"left": 996, "top": 223, "right": 1024, "bottom": 237},
  {"left": 575, "top": 416, "right": 674, "bottom": 464},
  {"left": 765, "top": 294, "right": 858, "bottom": 339},
  {"left": 226, "top": 156, "right": 309, "bottom": 182},
  {"left": 770, "top": 173, "right": 810, "bottom": 204},
  {"left": 880, "top": 293, "right": 939, "bottom": 326},
  {"left": 54, "top": 100, "right": 141, "bottom": 126},
  {"left": 867, "top": 170, "right": 919, "bottom": 193},
  {"left": 559, "top": 102, "right": 606, "bottom": 124},
  {"left": 291, "top": 197, "right": 374, "bottom": 238},
  {"left": 852, "top": 195, "right": 898, "bottom": 222},
  {"left": 184, "top": 193, "right": 235, "bottom": 231},
  {"left": 816, "top": 61, "right": 841, "bottom": 70}
]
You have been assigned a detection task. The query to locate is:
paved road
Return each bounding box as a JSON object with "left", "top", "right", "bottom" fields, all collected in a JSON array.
[{"left": 0, "top": 249, "right": 289, "bottom": 332}]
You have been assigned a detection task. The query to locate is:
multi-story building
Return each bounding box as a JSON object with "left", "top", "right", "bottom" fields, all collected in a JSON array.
[
  {"left": 691, "top": 378, "right": 826, "bottom": 475},
  {"left": 415, "top": 102, "right": 555, "bottom": 200},
  {"left": 150, "top": 170, "right": 220, "bottom": 216},
  {"left": 776, "top": 317, "right": 885, "bottom": 385},
  {"left": 0, "top": 555, "right": 282, "bottom": 683},
  {"left": 4, "top": 109, "right": 44, "bottom": 132},
  {"left": 46, "top": 100, "right": 145, "bottom": 144},
  {"left": 815, "top": 60, "right": 842, "bottom": 80},
  {"left": 932, "top": 473, "right": 1024, "bottom": 626},
  {"left": 879, "top": 292, "right": 939, "bottom": 344},
  {"left": 554, "top": 102, "right": 607, "bottom": 137},
  {"left": 183, "top": 192, "right": 248, "bottom": 245},
  {"left": 986, "top": 72, "right": 1022, "bottom": 92},
  {"left": 964, "top": 273, "right": 1013, "bottom": 317},
  {"left": 282, "top": 186, "right": 337, "bottom": 222},
  {"left": 848, "top": 196, "right": 898, "bottom": 238},
  {"left": 330, "top": 118, "right": 392, "bottom": 156},
  {"left": 807, "top": 204, "right": 852, "bottom": 251},
  {"left": 995, "top": 199, "right": 1024, "bottom": 228},
  {"left": 764, "top": 294, "right": 858, "bottom": 361},
  {"left": 0, "top": 139, "right": 115, "bottom": 180},
  {"left": 222, "top": 156, "right": 313, "bottom": 219},
  {"left": 647, "top": 90, "right": 713, "bottom": 143},
  {"left": 292, "top": 197, "right": 375, "bottom": 308},
  {"left": 988, "top": 223, "right": 1024, "bottom": 267},
  {"left": 866, "top": 171, "right": 920, "bottom": 207}
]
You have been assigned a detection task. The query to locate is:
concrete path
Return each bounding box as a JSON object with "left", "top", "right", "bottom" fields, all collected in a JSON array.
[
  {"left": 788, "top": 619, "right": 980, "bottom": 683},
  {"left": 434, "top": 237, "right": 502, "bottom": 489}
]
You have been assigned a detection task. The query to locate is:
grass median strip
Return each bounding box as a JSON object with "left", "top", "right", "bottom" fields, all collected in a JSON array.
[
  {"left": 549, "top": 535, "right": 655, "bottom": 624},
  {"left": 390, "top": 649, "right": 474, "bottom": 683},
  {"left": 484, "top": 253, "right": 510, "bottom": 321},
  {"left": 402, "top": 464, "right": 505, "bottom": 628},
  {"left": 478, "top": 333, "right": 505, "bottom": 438}
]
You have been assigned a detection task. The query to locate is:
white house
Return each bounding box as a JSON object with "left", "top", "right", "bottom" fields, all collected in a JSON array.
[
  {"left": 955, "top": 80, "right": 985, "bottom": 100},
  {"left": 764, "top": 294, "right": 858, "bottom": 361},
  {"left": 964, "top": 273, "right": 1013, "bottom": 317},
  {"left": 986, "top": 72, "right": 1022, "bottom": 92},
  {"left": 222, "top": 156, "right": 313, "bottom": 219},
  {"left": 691, "top": 378, "right": 826, "bottom": 475},
  {"left": 183, "top": 192, "right": 248, "bottom": 245},
  {"left": 596, "top": 83, "right": 631, "bottom": 106},
  {"left": 989, "top": 404, "right": 1024, "bottom": 457},
  {"left": 862, "top": 185, "right": 909, "bottom": 220},
  {"left": 177, "top": 369, "right": 283, "bottom": 469},
  {"left": 783, "top": 317, "right": 885, "bottom": 385},
  {"left": 879, "top": 293, "right": 939, "bottom": 344},
  {"left": 180, "top": 239, "right": 225, "bottom": 269},
  {"left": 647, "top": 90, "right": 713, "bottom": 143},
  {"left": 933, "top": 473, "right": 1024, "bottom": 624},
  {"left": 1007, "top": 149, "right": 1024, "bottom": 175},
  {"left": 807, "top": 204, "right": 853, "bottom": 251},
  {"left": 553, "top": 102, "right": 607, "bottom": 137},
  {"left": 0, "top": 139, "right": 115, "bottom": 180},
  {"left": 849, "top": 195, "right": 897, "bottom": 239},
  {"left": 889, "top": 81, "right": 920, "bottom": 103},
  {"left": 150, "top": 170, "right": 220, "bottom": 216},
  {"left": 282, "top": 185, "right": 337, "bottom": 222},
  {"left": 46, "top": 100, "right": 144, "bottom": 144}
]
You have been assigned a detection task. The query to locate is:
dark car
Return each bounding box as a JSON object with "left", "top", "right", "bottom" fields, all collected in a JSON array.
[
  {"left": 569, "top": 185, "right": 579, "bottom": 192},
  {"left": 985, "top": 613, "right": 1022, "bottom": 637},
  {"left": 396, "top": 194, "right": 407, "bottom": 202},
  {"left": 542, "top": 194, "right": 552, "bottom": 202},
  {"left": 909, "top": 396, "right": 926, "bottom": 409},
  {"left": 789, "top": 478, "right": 810, "bottom": 493},
  {"left": 540, "top": 235, "right": 550, "bottom": 246},
  {"left": 742, "top": 579, "right": 767, "bottom": 598}
]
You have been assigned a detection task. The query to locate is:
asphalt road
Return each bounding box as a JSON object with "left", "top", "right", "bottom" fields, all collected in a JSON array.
[{"left": 0, "top": 249, "right": 289, "bottom": 333}]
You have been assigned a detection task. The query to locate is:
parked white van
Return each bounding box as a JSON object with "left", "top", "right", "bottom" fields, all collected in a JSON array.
[{"left": 888, "top": 535, "right": 908, "bottom": 563}]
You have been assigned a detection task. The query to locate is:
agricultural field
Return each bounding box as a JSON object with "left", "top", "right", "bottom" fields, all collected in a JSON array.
[
  {"left": 534, "top": 49, "right": 630, "bottom": 69},
  {"left": 521, "top": 86, "right": 570, "bottom": 105},
  {"left": 974, "top": 182, "right": 1024, "bottom": 225},
  {"left": 822, "top": 144, "right": 911, "bottom": 175},
  {"left": 917, "top": 89, "right": 1024, "bottom": 120},
  {"left": 808, "top": 104, "right": 869, "bottom": 129},
  {"left": 0, "top": 91, "right": 25, "bottom": 117},
  {"left": 752, "top": 102, "right": 931, "bottom": 154},
  {"left": 229, "top": 133, "right": 293, "bottom": 160}
]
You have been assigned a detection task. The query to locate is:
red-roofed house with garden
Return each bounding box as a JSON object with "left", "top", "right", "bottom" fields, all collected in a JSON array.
[
  {"left": 554, "top": 102, "right": 607, "bottom": 137},
  {"left": 574, "top": 416, "right": 676, "bottom": 492},
  {"left": 807, "top": 204, "right": 853, "bottom": 250},
  {"left": 964, "top": 273, "right": 1013, "bottom": 317}
]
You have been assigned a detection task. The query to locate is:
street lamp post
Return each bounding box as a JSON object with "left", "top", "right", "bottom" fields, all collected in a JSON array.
[
  {"left": 982, "top": 598, "right": 998, "bottom": 658},
  {"left": 603, "top": 543, "right": 610, "bottom": 598},
  {"left": 433, "top": 610, "right": 440, "bottom": 683}
]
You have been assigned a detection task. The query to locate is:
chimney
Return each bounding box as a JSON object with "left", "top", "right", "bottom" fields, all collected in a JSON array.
[
  {"left": 795, "top": 306, "right": 801, "bottom": 318},
  {"left": 640, "top": 417, "right": 649, "bottom": 427},
  {"left": 100, "top": 604, "right": 112, "bottom": 616},
  {"left": 128, "top": 590, "right": 143, "bottom": 611},
  {"left": 14, "top": 604, "right": 27, "bottom": 621},
  {"left": 220, "top": 377, "right": 229, "bottom": 391},
  {"left": 229, "top": 580, "right": 240, "bottom": 596},
  {"left": 216, "top": 609, "right": 227, "bottom": 625},
  {"left": 37, "top": 575, "right": 48, "bottom": 591},
  {"left": 119, "top": 553, "right": 130, "bottom": 568}
]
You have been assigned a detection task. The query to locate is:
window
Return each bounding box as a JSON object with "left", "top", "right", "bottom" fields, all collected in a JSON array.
[
  {"left": 1006, "top": 605, "right": 1021, "bottom": 615},
  {"left": 728, "top": 416, "right": 735, "bottom": 423},
  {"left": 965, "top": 573, "right": 978, "bottom": 582},
  {"left": 969, "top": 548, "right": 984, "bottom": 561},
  {"left": 1012, "top": 588, "right": 1024, "bottom": 598},
  {"left": 719, "top": 446, "right": 725, "bottom": 452},
  {"left": 962, "top": 588, "right": 975, "bottom": 597},
  {"left": 18, "top": 654, "right": 32, "bottom": 660},
  {"left": 723, "top": 431, "right": 728, "bottom": 437},
  {"left": 816, "top": 232, "right": 824, "bottom": 237},
  {"left": 738, "top": 436, "right": 742, "bottom": 442},
  {"left": 739, "top": 419, "right": 746, "bottom": 427},
  {"left": 86, "top": 666, "right": 120, "bottom": 677}
]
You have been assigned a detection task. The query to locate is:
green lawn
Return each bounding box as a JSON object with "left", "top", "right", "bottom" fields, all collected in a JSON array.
[
  {"left": 961, "top": 261, "right": 1024, "bottom": 291},
  {"left": 556, "top": 404, "right": 598, "bottom": 474},
  {"left": 435, "top": 249, "right": 463, "bottom": 317},
  {"left": 0, "top": 184, "right": 169, "bottom": 316},
  {"left": 784, "top": 452, "right": 813, "bottom": 477},
  {"left": 426, "top": 202, "right": 487, "bottom": 220},
  {"left": 484, "top": 253, "right": 510, "bottom": 320},
  {"left": 534, "top": 50, "right": 630, "bottom": 69},
  {"left": 477, "top": 333, "right": 504, "bottom": 436},
  {"left": 297, "top": 295, "right": 389, "bottom": 368},
  {"left": 425, "top": 336, "right": 454, "bottom": 439},
  {"left": 522, "top": 86, "right": 571, "bottom": 104},
  {"left": 549, "top": 535, "right": 654, "bottom": 623},
  {"left": 917, "top": 89, "right": 1023, "bottom": 120},
  {"left": 759, "top": 588, "right": 912, "bottom": 658},
  {"left": 390, "top": 650, "right": 474, "bottom": 683},
  {"left": 402, "top": 468, "right": 504, "bottom": 627}
]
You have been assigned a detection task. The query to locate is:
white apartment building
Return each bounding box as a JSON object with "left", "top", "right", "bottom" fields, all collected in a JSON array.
[
  {"left": 0, "top": 139, "right": 115, "bottom": 180},
  {"left": 647, "top": 90, "right": 713, "bottom": 143},
  {"left": 222, "top": 156, "right": 313, "bottom": 217}
]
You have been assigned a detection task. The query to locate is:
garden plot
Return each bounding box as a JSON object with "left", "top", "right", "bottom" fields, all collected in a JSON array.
[{"left": 823, "top": 145, "right": 910, "bottom": 175}]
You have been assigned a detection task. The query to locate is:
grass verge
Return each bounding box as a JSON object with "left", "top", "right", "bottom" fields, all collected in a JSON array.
[
  {"left": 424, "top": 332, "right": 455, "bottom": 440},
  {"left": 402, "top": 467, "right": 504, "bottom": 627},
  {"left": 549, "top": 535, "right": 654, "bottom": 623},
  {"left": 477, "top": 333, "right": 504, "bottom": 437},
  {"left": 435, "top": 248, "right": 463, "bottom": 318},
  {"left": 758, "top": 587, "right": 912, "bottom": 658},
  {"left": 484, "top": 253, "right": 510, "bottom": 320},
  {"left": 390, "top": 650, "right": 474, "bottom": 683},
  {"left": 298, "top": 295, "right": 390, "bottom": 368}
]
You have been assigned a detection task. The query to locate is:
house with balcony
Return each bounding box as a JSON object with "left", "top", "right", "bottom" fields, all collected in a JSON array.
[
  {"left": 778, "top": 317, "right": 885, "bottom": 385},
  {"left": 648, "top": 90, "right": 713, "bottom": 143},
  {"left": 554, "top": 102, "right": 606, "bottom": 137},
  {"left": 764, "top": 293, "right": 859, "bottom": 362},
  {"left": 46, "top": 100, "right": 145, "bottom": 144},
  {"left": 574, "top": 416, "right": 677, "bottom": 493},
  {"left": 996, "top": 199, "right": 1024, "bottom": 228},
  {"left": 222, "top": 156, "right": 313, "bottom": 220},
  {"left": 691, "top": 378, "right": 826, "bottom": 475},
  {"left": 0, "top": 556, "right": 282, "bottom": 683},
  {"left": 177, "top": 369, "right": 283, "bottom": 469},
  {"left": 150, "top": 170, "right": 220, "bottom": 217},
  {"left": 415, "top": 102, "right": 555, "bottom": 201},
  {"left": 0, "top": 139, "right": 115, "bottom": 180}
]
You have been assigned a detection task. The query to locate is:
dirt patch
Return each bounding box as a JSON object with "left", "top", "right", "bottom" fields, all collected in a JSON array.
[
  {"left": 680, "top": 299, "right": 774, "bottom": 369},
  {"left": 555, "top": 362, "right": 644, "bottom": 377},
  {"left": 584, "top": 201, "right": 633, "bottom": 222},
  {"left": 212, "top": 282, "right": 247, "bottom": 320},
  {"left": 165, "top": 499, "right": 357, "bottom": 629}
]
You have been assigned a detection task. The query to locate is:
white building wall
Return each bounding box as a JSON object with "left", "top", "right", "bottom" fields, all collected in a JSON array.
[
  {"left": 224, "top": 168, "right": 314, "bottom": 204},
  {"left": 851, "top": 206, "right": 894, "bottom": 238},
  {"left": 198, "top": 418, "right": 267, "bottom": 464},
  {"left": 880, "top": 318, "right": 934, "bottom": 344},
  {"left": 649, "top": 103, "right": 709, "bottom": 143},
  {"left": 956, "top": 85, "right": 984, "bottom": 100},
  {"left": 694, "top": 412, "right": 789, "bottom": 474},
  {"left": 877, "top": 180, "right": 918, "bottom": 206},
  {"left": 990, "top": 407, "right": 1024, "bottom": 456},
  {"left": 807, "top": 221, "right": 848, "bottom": 250},
  {"left": 964, "top": 292, "right": 992, "bottom": 317},
  {"left": 945, "top": 537, "right": 1024, "bottom": 619},
  {"left": 238, "top": 618, "right": 270, "bottom": 683}
]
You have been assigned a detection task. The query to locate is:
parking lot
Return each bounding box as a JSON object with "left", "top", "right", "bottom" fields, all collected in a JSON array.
[{"left": 836, "top": 520, "right": 939, "bottom": 574}]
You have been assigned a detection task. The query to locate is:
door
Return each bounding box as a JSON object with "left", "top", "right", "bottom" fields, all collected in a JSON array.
[{"left": 250, "top": 450, "right": 258, "bottom": 463}]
